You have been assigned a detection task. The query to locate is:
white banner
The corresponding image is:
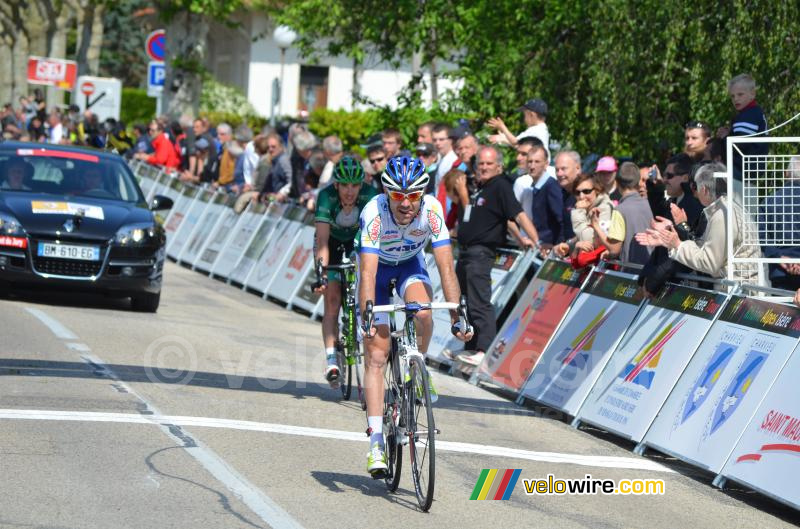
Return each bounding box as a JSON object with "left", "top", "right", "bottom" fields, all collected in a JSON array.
[
  {"left": 180, "top": 192, "right": 227, "bottom": 265},
  {"left": 244, "top": 209, "right": 306, "bottom": 293},
  {"left": 576, "top": 285, "right": 728, "bottom": 441},
  {"left": 165, "top": 186, "right": 205, "bottom": 259},
  {"left": 211, "top": 209, "right": 263, "bottom": 279},
  {"left": 171, "top": 188, "right": 214, "bottom": 261},
  {"left": 228, "top": 203, "right": 286, "bottom": 285},
  {"left": 720, "top": 345, "right": 800, "bottom": 510},
  {"left": 520, "top": 271, "right": 644, "bottom": 416},
  {"left": 642, "top": 295, "right": 800, "bottom": 472},
  {"left": 270, "top": 225, "right": 316, "bottom": 304},
  {"left": 194, "top": 203, "right": 238, "bottom": 273}
]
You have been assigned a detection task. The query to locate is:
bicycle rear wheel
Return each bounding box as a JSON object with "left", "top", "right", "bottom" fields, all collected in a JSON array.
[{"left": 407, "top": 355, "right": 435, "bottom": 511}]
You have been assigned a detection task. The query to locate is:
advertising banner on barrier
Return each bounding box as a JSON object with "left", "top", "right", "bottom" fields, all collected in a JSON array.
[
  {"left": 576, "top": 284, "right": 728, "bottom": 441},
  {"left": 244, "top": 208, "right": 307, "bottom": 294},
  {"left": 163, "top": 183, "right": 196, "bottom": 242},
  {"left": 212, "top": 208, "right": 263, "bottom": 279},
  {"left": 168, "top": 188, "right": 213, "bottom": 259},
  {"left": 642, "top": 295, "right": 800, "bottom": 472},
  {"left": 426, "top": 248, "right": 536, "bottom": 365},
  {"left": 180, "top": 192, "right": 228, "bottom": 265},
  {"left": 229, "top": 203, "right": 287, "bottom": 285},
  {"left": 520, "top": 271, "right": 644, "bottom": 415},
  {"left": 476, "top": 260, "right": 589, "bottom": 393},
  {"left": 291, "top": 250, "right": 324, "bottom": 314},
  {"left": 195, "top": 205, "right": 238, "bottom": 273},
  {"left": 270, "top": 224, "right": 316, "bottom": 304},
  {"left": 720, "top": 345, "right": 800, "bottom": 510}
]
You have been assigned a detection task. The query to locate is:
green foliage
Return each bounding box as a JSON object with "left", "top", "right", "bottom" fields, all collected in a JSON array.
[
  {"left": 99, "top": 0, "right": 151, "bottom": 87},
  {"left": 121, "top": 88, "right": 156, "bottom": 126},
  {"left": 198, "top": 110, "right": 268, "bottom": 132},
  {"left": 308, "top": 95, "right": 474, "bottom": 154},
  {"left": 272, "top": 0, "right": 800, "bottom": 162},
  {"left": 199, "top": 78, "right": 261, "bottom": 118}
]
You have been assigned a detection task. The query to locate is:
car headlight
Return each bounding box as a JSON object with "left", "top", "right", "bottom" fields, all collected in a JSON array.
[
  {"left": 114, "top": 223, "right": 156, "bottom": 245},
  {"left": 0, "top": 212, "right": 26, "bottom": 236}
]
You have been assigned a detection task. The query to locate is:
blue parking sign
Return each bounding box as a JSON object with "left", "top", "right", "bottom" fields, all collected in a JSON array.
[{"left": 147, "top": 61, "right": 165, "bottom": 97}]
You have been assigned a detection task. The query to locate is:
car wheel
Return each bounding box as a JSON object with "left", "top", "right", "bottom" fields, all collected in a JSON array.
[{"left": 131, "top": 292, "right": 160, "bottom": 313}]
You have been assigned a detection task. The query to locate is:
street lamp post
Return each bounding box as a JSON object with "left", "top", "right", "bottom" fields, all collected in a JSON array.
[{"left": 272, "top": 25, "right": 297, "bottom": 126}]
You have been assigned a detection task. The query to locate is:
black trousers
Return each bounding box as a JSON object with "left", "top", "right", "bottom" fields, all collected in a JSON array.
[{"left": 455, "top": 245, "right": 495, "bottom": 352}]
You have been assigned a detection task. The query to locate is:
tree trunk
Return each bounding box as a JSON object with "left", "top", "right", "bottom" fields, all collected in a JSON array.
[
  {"left": 162, "top": 11, "right": 208, "bottom": 119},
  {"left": 351, "top": 56, "right": 360, "bottom": 110},
  {"left": 429, "top": 58, "right": 438, "bottom": 104},
  {"left": 73, "top": 0, "right": 104, "bottom": 77}
]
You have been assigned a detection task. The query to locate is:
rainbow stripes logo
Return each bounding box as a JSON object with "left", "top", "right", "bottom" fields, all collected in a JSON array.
[{"left": 470, "top": 469, "right": 521, "bottom": 500}]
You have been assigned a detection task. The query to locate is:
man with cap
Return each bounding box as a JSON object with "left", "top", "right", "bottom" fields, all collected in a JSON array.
[
  {"left": 595, "top": 155, "right": 621, "bottom": 203},
  {"left": 487, "top": 98, "right": 550, "bottom": 159}
]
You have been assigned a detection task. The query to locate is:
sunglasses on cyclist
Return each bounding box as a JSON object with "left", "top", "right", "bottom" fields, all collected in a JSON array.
[
  {"left": 574, "top": 188, "right": 594, "bottom": 196},
  {"left": 387, "top": 190, "right": 424, "bottom": 202}
]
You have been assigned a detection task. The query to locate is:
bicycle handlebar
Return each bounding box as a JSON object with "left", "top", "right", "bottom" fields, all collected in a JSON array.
[{"left": 361, "top": 296, "right": 473, "bottom": 338}]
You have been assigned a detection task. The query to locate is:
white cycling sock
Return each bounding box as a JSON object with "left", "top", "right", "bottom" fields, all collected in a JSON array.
[
  {"left": 325, "top": 347, "right": 336, "bottom": 366},
  {"left": 368, "top": 416, "right": 383, "bottom": 448}
]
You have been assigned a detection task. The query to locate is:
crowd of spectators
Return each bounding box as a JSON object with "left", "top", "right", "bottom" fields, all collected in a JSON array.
[{"left": 4, "top": 72, "right": 797, "bottom": 352}]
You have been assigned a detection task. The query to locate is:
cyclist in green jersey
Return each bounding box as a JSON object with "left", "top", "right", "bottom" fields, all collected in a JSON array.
[{"left": 314, "top": 156, "right": 378, "bottom": 387}]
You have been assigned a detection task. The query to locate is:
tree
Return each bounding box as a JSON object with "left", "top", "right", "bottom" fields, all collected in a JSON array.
[{"left": 154, "top": 0, "right": 251, "bottom": 118}]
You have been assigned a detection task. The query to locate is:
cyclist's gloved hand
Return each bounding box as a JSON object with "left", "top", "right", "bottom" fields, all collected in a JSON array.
[
  {"left": 311, "top": 278, "right": 327, "bottom": 293},
  {"left": 451, "top": 321, "right": 474, "bottom": 342}
]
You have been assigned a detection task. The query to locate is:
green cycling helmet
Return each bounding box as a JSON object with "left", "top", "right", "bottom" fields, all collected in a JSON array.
[{"left": 333, "top": 156, "right": 365, "bottom": 184}]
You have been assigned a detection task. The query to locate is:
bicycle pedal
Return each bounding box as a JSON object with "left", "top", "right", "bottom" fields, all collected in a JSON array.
[{"left": 370, "top": 469, "right": 389, "bottom": 480}]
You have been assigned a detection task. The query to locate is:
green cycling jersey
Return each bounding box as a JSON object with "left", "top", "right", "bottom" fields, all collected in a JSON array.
[{"left": 315, "top": 183, "right": 378, "bottom": 241}]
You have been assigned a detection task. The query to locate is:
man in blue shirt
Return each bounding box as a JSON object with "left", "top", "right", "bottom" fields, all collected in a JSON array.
[{"left": 520, "top": 144, "right": 564, "bottom": 248}]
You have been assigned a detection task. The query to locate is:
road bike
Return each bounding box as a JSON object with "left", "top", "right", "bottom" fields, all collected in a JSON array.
[
  {"left": 313, "top": 252, "right": 365, "bottom": 408},
  {"left": 362, "top": 294, "right": 471, "bottom": 512}
]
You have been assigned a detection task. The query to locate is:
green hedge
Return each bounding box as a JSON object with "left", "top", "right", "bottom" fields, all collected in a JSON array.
[{"left": 120, "top": 88, "right": 156, "bottom": 126}]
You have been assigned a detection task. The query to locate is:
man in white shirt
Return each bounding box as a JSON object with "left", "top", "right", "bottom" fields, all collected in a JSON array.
[
  {"left": 432, "top": 123, "right": 458, "bottom": 189},
  {"left": 319, "top": 135, "right": 344, "bottom": 187},
  {"left": 487, "top": 98, "right": 550, "bottom": 159},
  {"left": 47, "top": 112, "right": 64, "bottom": 144}
]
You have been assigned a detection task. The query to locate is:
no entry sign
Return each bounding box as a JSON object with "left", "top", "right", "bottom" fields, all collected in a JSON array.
[{"left": 80, "top": 81, "right": 95, "bottom": 96}]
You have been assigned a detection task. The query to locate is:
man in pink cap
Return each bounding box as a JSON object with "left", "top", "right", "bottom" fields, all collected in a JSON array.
[{"left": 595, "top": 155, "right": 620, "bottom": 204}]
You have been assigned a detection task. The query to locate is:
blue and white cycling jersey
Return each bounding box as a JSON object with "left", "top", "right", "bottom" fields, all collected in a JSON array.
[{"left": 357, "top": 194, "right": 450, "bottom": 265}]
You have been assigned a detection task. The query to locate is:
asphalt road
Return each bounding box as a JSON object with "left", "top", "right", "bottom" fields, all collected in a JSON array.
[{"left": 1, "top": 262, "right": 798, "bottom": 529}]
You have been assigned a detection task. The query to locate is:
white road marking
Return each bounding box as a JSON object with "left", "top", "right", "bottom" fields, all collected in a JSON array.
[
  {"left": 24, "top": 308, "right": 78, "bottom": 340},
  {"left": 24, "top": 309, "right": 306, "bottom": 529},
  {"left": 0, "top": 409, "right": 674, "bottom": 473}
]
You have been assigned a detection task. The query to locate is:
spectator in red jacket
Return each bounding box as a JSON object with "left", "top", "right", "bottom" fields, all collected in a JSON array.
[{"left": 134, "top": 120, "right": 179, "bottom": 169}]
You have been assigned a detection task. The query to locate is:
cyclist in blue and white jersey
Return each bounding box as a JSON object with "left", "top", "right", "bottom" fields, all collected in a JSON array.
[{"left": 357, "top": 156, "right": 472, "bottom": 476}]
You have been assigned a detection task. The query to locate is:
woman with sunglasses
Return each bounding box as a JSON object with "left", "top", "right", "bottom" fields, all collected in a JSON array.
[
  {"left": 554, "top": 173, "right": 614, "bottom": 257},
  {"left": 357, "top": 155, "right": 472, "bottom": 477}
]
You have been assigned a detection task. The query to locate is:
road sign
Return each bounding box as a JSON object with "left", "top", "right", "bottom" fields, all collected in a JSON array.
[
  {"left": 27, "top": 56, "right": 78, "bottom": 89},
  {"left": 145, "top": 29, "right": 166, "bottom": 62},
  {"left": 73, "top": 76, "right": 121, "bottom": 122},
  {"left": 80, "top": 81, "right": 95, "bottom": 96},
  {"left": 147, "top": 62, "right": 166, "bottom": 98}
]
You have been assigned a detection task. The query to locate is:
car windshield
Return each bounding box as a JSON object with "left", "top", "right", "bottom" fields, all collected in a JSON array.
[{"left": 0, "top": 148, "right": 144, "bottom": 203}]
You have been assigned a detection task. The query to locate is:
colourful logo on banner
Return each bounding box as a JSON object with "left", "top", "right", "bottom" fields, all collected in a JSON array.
[
  {"left": 619, "top": 319, "right": 686, "bottom": 390},
  {"left": 559, "top": 308, "right": 614, "bottom": 366},
  {"left": 680, "top": 342, "right": 737, "bottom": 424},
  {"left": 736, "top": 443, "right": 800, "bottom": 464},
  {"left": 709, "top": 351, "right": 767, "bottom": 434},
  {"left": 470, "top": 469, "right": 522, "bottom": 500}
]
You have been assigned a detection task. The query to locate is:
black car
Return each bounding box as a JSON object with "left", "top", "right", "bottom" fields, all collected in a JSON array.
[{"left": 0, "top": 141, "right": 173, "bottom": 311}]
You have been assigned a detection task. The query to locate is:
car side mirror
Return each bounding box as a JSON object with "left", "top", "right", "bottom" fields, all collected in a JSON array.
[{"left": 150, "top": 194, "right": 174, "bottom": 211}]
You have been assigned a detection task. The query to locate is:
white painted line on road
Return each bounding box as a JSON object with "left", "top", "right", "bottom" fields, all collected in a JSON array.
[
  {"left": 24, "top": 308, "right": 78, "bottom": 340},
  {"left": 22, "top": 307, "right": 306, "bottom": 529},
  {"left": 0, "top": 409, "right": 674, "bottom": 473}
]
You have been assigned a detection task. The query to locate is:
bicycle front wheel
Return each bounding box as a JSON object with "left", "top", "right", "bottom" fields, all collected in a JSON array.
[
  {"left": 407, "top": 355, "right": 436, "bottom": 511},
  {"left": 337, "top": 343, "right": 352, "bottom": 400}
]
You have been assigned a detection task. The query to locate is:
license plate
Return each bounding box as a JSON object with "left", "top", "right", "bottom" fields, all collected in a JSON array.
[{"left": 37, "top": 242, "right": 100, "bottom": 261}]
